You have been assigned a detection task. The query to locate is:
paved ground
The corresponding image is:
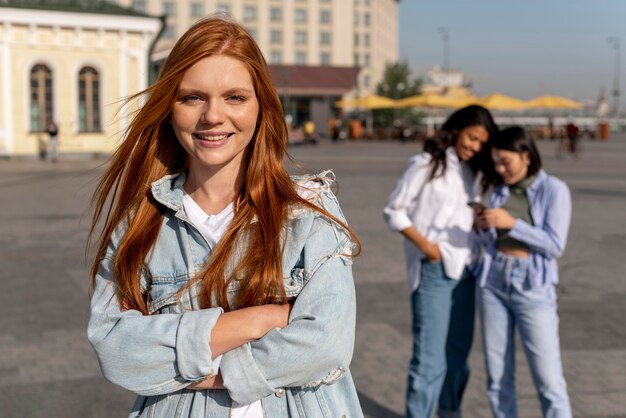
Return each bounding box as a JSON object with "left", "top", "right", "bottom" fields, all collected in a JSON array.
[{"left": 1, "top": 135, "right": 625, "bottom": 417}]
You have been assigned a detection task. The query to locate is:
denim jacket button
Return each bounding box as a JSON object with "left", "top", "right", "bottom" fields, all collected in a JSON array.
[{"left": 275, "top": 388, "right": 285, "bottom": 397}]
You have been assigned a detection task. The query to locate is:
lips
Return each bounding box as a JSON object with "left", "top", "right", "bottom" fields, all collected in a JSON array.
[{"left": 193, "top": 133, "right": 231, "bottom": 141}]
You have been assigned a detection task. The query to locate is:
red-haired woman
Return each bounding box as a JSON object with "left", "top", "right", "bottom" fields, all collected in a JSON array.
[{"left": 88, "top": 16, "right": 362, "bottom": 418}]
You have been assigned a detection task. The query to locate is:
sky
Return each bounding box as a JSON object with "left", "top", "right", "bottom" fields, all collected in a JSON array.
[{"left": 398, "top": 0, "right": 626, "bottom": 108}]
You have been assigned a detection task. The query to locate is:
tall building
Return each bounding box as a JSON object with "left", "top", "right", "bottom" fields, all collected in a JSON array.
[
  {"left": 113, "top": 0, "right": 399, "bottom": 98},
  {"left": 0, "top": 1, "right": 162, "bottom": 157}
]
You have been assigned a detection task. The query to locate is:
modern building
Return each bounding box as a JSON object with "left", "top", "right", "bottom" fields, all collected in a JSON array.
[
  {"left": 112, "top": 0, "right": 399, "bottom": 131},
  {"left": 0, "top": 0, "right": 162, "bottom": 157}
]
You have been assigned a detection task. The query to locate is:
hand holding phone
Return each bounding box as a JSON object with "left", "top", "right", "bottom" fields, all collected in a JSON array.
[{"left": 467, "top": 201, "right": 486, "bottom": 212}]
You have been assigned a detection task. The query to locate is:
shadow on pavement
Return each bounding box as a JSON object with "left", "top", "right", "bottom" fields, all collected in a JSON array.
[{"left": 358, "top": 390, "right": 403, "bottom": 418}]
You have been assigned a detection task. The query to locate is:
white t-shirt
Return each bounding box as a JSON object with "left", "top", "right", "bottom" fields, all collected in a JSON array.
[{"left": 182, "top": 193, "right": 264, "bottom": 418}]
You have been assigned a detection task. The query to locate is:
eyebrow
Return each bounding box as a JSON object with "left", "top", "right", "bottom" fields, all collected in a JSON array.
[{"left": 177, "top": 87, "right": 255, "bottom": 96}]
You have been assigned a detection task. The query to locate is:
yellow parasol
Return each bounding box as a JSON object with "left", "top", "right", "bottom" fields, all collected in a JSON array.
[
  {"left": 474, "top": 93, "right": 528, "bottom": 110},
  {"left": 334, "top": 94, "right": 399, "bottom": 110},
  {"left": 397, "top": 92, "right": 477, "bottom": 109},
  {"left": 525, "top": 95, "right": 583, "bottom": 109}
]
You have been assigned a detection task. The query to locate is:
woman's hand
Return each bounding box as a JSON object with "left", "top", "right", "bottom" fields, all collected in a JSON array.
[
  {"left": 188, "top": 373, "right": 224, "bottom": 390},
  {"left": 477, "top": 208, "right": 516, "bottom": 229},
  {"left": 400, "top": 227, "right": 441, "bottom": 261}
]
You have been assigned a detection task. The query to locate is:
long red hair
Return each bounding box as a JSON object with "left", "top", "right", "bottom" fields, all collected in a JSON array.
[{"left": 89, "top": 16, "right": 360, "bottom": 314}]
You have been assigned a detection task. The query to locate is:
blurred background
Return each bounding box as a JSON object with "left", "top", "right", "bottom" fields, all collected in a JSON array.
[{"left": 1, "top": 1, "right": 625, "bottom": 417}]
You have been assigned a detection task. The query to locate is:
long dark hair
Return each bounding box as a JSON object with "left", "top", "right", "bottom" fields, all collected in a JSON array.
[
  {"left": 423, "top": 105, "right": 498, "bottom": 191},
  {"left": 491, "top": 126, "right": 542, "bottom": 186}
]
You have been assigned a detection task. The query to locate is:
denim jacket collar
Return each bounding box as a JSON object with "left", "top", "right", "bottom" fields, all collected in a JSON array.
[
  {"left": 151, "top": 171, "right": 187, "bottom": 219},
  {"left": 149, "top": 170, "right": 338, "bottom": 223}
]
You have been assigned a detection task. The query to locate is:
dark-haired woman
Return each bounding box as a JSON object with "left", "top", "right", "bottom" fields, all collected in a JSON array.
[
  {"left": 383, "top": 105, "right": 498, "bottom": 418},
  {"left": 476, "top": 126, "right": 572, "bottom": 418}
]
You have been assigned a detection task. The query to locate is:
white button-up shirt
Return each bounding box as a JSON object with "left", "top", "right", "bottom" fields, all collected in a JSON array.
[
  {"left": 182, "top": 194, "right": 264, "bottom": 418},
  {"left": 383, "top": 147, "right": 479, "bottom": 291}
]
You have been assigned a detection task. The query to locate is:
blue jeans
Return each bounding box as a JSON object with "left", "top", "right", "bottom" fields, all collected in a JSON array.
[
  {"left": 479, "top": 252, "right": 572, "bottom": 418},
  {"left": 406, "top": 260, "right": 476, "bottom": 418}
]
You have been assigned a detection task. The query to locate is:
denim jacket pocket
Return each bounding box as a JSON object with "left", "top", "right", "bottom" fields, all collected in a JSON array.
[
  {"left": 147, "top": 275, "right": 192, "bottom": 314},
  {"left": 284, "top": 267, "right": 306, "bottom": 299}
]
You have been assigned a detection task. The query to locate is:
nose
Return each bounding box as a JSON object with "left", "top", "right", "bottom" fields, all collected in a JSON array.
[
  {"left": 200, "top": 100, "right": 225, "bottom": 125},
  {"left": 495, "top": 163, "right": 506, "bottom": 174}
]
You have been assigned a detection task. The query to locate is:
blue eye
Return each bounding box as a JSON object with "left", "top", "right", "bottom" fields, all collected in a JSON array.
[
  {"left": 228, "top": 95, "right": 246, "bottom": 102},
  {"left": 181, "top": 95, "right": 201, "bottom": 103}
]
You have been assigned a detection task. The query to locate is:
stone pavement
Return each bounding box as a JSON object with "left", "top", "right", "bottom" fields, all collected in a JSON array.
[{"left": 1, "top": 136, "right": 625, "bottom": 417}]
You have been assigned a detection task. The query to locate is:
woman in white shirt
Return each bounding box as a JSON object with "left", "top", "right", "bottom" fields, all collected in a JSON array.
[{"left": 384, "top": 105, "right": 498, "bottom": 418}]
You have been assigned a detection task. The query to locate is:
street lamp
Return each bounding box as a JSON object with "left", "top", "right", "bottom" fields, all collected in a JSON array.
[
  {"left": 438, "top": 27, "right": 450, "bottom": 72},
  {"left": 607, "top": 36, "right": 620, "bottom": 117}
]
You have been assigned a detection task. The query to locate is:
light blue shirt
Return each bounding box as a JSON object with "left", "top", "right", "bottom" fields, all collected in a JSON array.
[{"left": 478, "top": 169, "right": 572, "bottom": 288}]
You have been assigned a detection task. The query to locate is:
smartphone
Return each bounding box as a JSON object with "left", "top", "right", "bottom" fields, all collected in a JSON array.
[{"left": 467, "top": 201, "right": 487, "bottom": 211}]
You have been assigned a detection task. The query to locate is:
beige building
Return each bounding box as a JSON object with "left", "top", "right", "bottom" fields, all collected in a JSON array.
[
  {"left": 0, "top": 1, "right": 162, "bottom": 157},
  {"left": 113, "top": 0, "right": 398, "bottom": 96}
]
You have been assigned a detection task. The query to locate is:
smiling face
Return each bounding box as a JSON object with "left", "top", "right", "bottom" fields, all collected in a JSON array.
[
  {"left": 492, "top": 148, "right": 530, "bottom": 185},
  {"left": 454, "top": 124, "right": 490, "bottom": 161},
  {"left": 171, "top": 55, "right": 259, "bottom": 178}
]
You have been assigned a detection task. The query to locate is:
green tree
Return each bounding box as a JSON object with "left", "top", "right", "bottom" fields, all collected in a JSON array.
[{"left": 373, "top": 61, "right": 422, "bottom": 130}]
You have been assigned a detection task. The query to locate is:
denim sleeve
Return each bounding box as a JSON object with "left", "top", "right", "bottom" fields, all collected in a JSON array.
[
  {"left": 508, "top": 180, "right": 571, "bottom": 259},
  {"left": 219, "top": 186, "right": 357, "bottom": 404},
  {"left": 383, "top": 155, "right": 430, "bottom": 232},
  {"left": 87, "top": 248, "right": 223, "bottom": 397},
  {"left": 219, "top": 250, "right": 356, "bottom": 404}
]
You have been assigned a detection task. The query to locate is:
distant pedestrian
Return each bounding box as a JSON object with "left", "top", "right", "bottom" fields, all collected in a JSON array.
[
  {"left": 304, "top": 119, "right": 317, "bottom": 144},
  {"left": 565, "top": 120, "right": 580, "bottom": 157},
  {"left": 46, "top": 117, "right": 59, "bottom": 162},
  {"left": 383, "top": 105, "right": 498, "bottom": 418},
  {"left": 476, "top": 126, "right": 572, "bottom": 418}
]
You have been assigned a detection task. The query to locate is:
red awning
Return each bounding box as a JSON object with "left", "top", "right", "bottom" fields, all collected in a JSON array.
[{"left": 269, "top": 65, "right": 360, "bottom": 96}]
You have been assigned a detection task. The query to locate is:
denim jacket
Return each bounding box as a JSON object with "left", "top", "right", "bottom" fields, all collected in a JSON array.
[
  {"left": 87, "top": 171, "right": 363, "bottom": 418},
  {"left": 477, "top": 169, "right": 571, "bottom": 288}
]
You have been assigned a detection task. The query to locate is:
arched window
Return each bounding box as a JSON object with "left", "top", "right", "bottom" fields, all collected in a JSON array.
[
  {"left": 79, "top": 66, "right": 101, "bottom": 132},
  {"left": 30, "top": 64, "right": 53, "bottom": 132}
]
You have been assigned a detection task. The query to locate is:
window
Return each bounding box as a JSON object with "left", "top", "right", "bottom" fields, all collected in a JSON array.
[
  {"left": 162, "top": 1, "right": 175, "bottom": 15},
  {"left": 320, "top": 52, "right": 331, "bottom": 65},
  {"left": 364, "top": 33, "right": 370, "bottom": 47},
  {"left": 354, "top": 33, "right": 359, "bottom": 46},
  {"left": 270, "top": 30, "right": 282, "bottom": 44},
  {"left": 320, "top": 31, "right": 331, "bottom": 45},
  {"left": 354, "top": 12, "right": 359, "bottom": 25},
  {"left": 270, "top": 51, "right": 282, "bottom": 63},
  {"left": 295, "top": 31, "right": 307, "bottom": 45},
  {"left": 354, "top": 53, "right": 359, "bottom": 66},
  {"left": 131, "top": 0, "right": 146, "bottom": 12},
  {"left": 190, "top": 2, "right": 203, "bottom": 18},
  {"left": 78, "top": 66, "right": 101, "bottom": 132},
  {"left": 29, "top": 64, "right": 53, "bottom": 132},
  {"left": 247, "top": 27, "right": 257, "bottom": 39},
  {"left": 364, "top": 12, "right": 370, "bottom": 26},
  {"left": 217, "top": 4, "right": 230, "bottom": 14},
  {"left": 320, "top": 9, "right": 331, "bottom": 24},
  {"left": 295, "top": 9, "right": 307, "bottom": 23},
  {"left": 295, "top": 51, "right": 307, "bottom": 65},
  {"left": 243, "top": 5, "right": 256, "bottom": 22},
  {"left": 364, "top": 54, "right": 370, "bottom": 66},
  {"left": 364, "top": 75, "right": 370, "bottom": 88},
  {"left": 270, "top": 7, "right": 282, "bottom": 22}
]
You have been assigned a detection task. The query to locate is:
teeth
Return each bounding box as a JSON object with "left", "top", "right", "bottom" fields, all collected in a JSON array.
[{"left": 195, "top": 134, "right": 228, "bottom": 141}]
